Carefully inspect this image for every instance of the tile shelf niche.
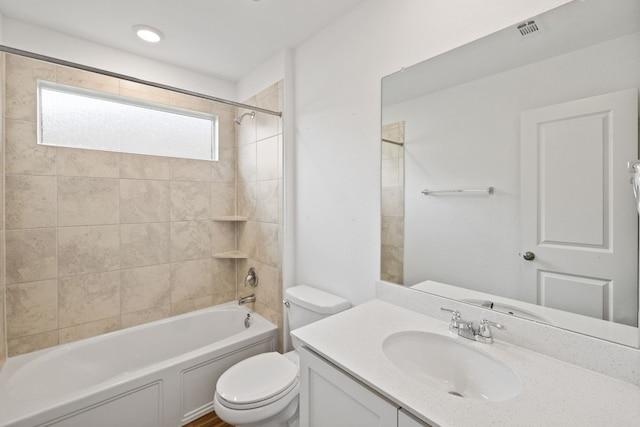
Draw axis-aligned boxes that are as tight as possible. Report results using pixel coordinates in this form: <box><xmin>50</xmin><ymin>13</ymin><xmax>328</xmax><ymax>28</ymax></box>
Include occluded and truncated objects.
<box><xmin>212</xmin><ymin>217</ymin><xmax>248</xmax><ymax>259</ymax></box>
<box><xmin>213</xmin><ymin>250</ymin><xmax>248</xmax><ymax>259</ymax></box>
<box><xmin>212</xmin><ymin>216</ymin><xmax>248</xmax><ymax>221</ymax></box>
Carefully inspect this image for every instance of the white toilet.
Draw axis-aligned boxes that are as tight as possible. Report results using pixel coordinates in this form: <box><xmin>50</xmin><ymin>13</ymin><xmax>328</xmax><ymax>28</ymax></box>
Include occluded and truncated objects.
<box><xmin>213</xmin><ymin>285</ymin><xmax>350</xmax><ymax>427</ymax></box>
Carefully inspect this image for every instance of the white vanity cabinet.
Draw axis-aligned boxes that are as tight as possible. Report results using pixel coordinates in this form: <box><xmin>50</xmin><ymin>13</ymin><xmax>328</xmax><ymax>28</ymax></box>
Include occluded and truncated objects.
<box><xmin>299</xmin><ymin>347</ymin><xmax>432</xmax><ymax>427</ymax></box>
<box><xmin>398</xmin><ymin>409</ymin><xmax>431</xmax><ymax>427</ymax></box>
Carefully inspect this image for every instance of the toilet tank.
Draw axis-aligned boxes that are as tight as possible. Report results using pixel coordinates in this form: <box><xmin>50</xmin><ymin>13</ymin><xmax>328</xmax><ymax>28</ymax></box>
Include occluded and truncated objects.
<box><xmin>284</xmin><ymin>285</ymin><xmax>350</xmax><ymax>332</ymax></box>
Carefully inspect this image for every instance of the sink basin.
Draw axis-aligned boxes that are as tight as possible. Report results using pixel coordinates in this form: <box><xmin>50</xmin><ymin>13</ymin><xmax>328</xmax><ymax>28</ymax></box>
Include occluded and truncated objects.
<box><xmin>382</xmin><ymin>331</ymin><xmax>521</xmax><ymax>401</ymax></box>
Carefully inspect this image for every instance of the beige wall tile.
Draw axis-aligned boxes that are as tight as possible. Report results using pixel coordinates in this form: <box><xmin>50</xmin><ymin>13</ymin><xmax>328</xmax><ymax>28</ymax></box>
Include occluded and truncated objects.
<box><xmin>170</xmin><ymin>221</ymin><xmax>211</xmax><ymax>262</ymax></box>
<box><xmin>169</xmin><ymin>94</ymin><xmax>212</xmax><ymax>114</ymax></box>
<box><xmin>8</xmin><ymin>331</ymin><xmax>58</xmax><ymax>356</ymax></box>
<box><xmin>5</xmin><ymin>175</ymin><xmax>57</xmax><ymax>229</ymax></box>
<box><xmin>6</xmin><ymin>280</ymin><xmax>58</xmax><ymax>339</ymax></box>
<box><xmin>170</xmin><ymin>258</ymin><xmax>213</xmax><ymax>302</ymax></box>
<box><xmin>236</xmin><ymin>182</ymin><xmax>256</xmax><ymax>220</ymax></box>
<box><xmin>170</xmin><ymin>158</ymin><xmax>211</xmax><ymax>182</ymax></box>
<box><xmin>381</xmin><ymin>217</ymin><xmax>404</xmax><ymax>248</ymax></box>
<box><xmin>257</xmin><ymin>136</ymin><xmax>279</xmax><ymax>181</ymax></box>
<box><xmin>58</xmin><ymin>225</ymin><xmax>120</xmax><ymax>277</ymax></box>
<box><xmin>277</xmin><ymin>134</ymin><xmax>284</xmax><ymax>180</ymax></box>
<box><xmin>121</xmin><ymin>305</ymin><xmax>171</xmax><ymax>329</ymax></box>
<box><xmin>5</xmin><ymin>228</ymin><xmax>57</xmax><ymax>285</ymax></box>
<box><xmin>120</xmin><ymin>264</ymin><xmax>171</xmax><ymax>313</ymax></box>
<box><xmin>120</xmin><ymin>153</ymin><xmax>171</xmax><ymax>180</ymax></box>
<box><xmin>212</xmin><ymin>258</ymin><xmax>236</xmax><ymax>297</ymax></box>
<box><xmin>5</xmin><ymin>55</ymin><xmax>56</xmax><ymax>121</ymax></box>
<box><xmin>381</xmin><ymin>157</ymin><xmax>401</xmax><ymax>188</ymax></box>
<box><xmin>57</xmin><ymin>148</ymin><xmax>119</xmax><ymax>177</ymax></box>
<box><xmin>120</xmin><ymin>179</ymin><xmax>170</xmax><ymax>223</ymax></box>
<box><xmin>211</xmin><ymin>100</ymin><xmax>234</xmax><ymax>115</ymax></box>
<box><xmin>0</xmin><ymin>56</ymin><xmax>286</xmax><ymax>358</ymax></box>
<box><xmin>381</xmin><ymin>139</ymin><xmax>402</xmax><ymax>160</ymax></box>
<box><xmin>55</xmin><ymin>65</ymin><xmax>120</xmax><ymax>94</ymax></box>
<box><xmin>236</xmin><ymin>106</ymin><xmax>257</xmax><ymax>146</ymax></box>
<box><xmin>237</xmin><ymin>142</ymin><xmax>257</xmax><ymax>183</ymax></box>
<box><xmin>381</xmin><ymin>187</ymin><xmax>404</xmax><ymax>217</ymax></box>
<box><xmin>5</xmin><ymin>119</ymin><xmax>57</xmax><ymax>175</ymax></box>
<box><xmin>59</xmin><ymin>271</ymin><xmax>120</xmax><ymax>328</ymax></box>
<box><xmin>211</xmin><ymin>182</ymin><xmax>236</xmax><ymax>218</ymax></box>
<box><xmin>120</xmin><ymin>223</ymin><xmax>170</xmax><ymax>269</ymax></box>
<box><xmin>170</xmin><ymin>181</ymin><xmax>211</xmax><ymax>221</ymax></box>
<box><xmin>58</xmin><ymin>176</ymin><xmax>119</xmax><ymax>226</ymax></box>
<box><xmin>119</xmin><ymin>80</ymin><xmax>171</xmax><ymax>104</ymax></box>
<box><xmin>212</xmin><ymin>146</ymin><xmax>235</xmax><ymax>183</ymax></box>
<box><xmin>2</xmin><ymin>57</ymin><xmax>283</xmax><ymax>357</ymax></box>
<box><xmin>59</xmin><ymin>317</ymin><xmax>121</xmax><ymax>344</ymax></box>
<box><xmin>237</xmin><ymin>221</ymin><xmax>258</xmax><ymax>260</ymax></box>
<box><xmin>218</xmin><ymin>119</ymin><xmax>236</xmax><ymax>152</ymax></box>
<box><xmin>381</xmin><ymin>245</ymin><xmax>404</xmax><ymax>284</ymax></box>
<box><xmin>211</xmin><ymin>221</ymin><xmax>236</xmax><ymax>255</ymax></box>
<box><xmin>256</xmin><ymin>222</ymin><xmax>281</xmax><ymax>268</ymax></box>
<box><xmin>256</xmin><ymin>91</ymin><xmax>279</xmax><ymax>142</ymax></box>
<box><xmin>171</xmin><ymin>295</ymin><xmax>214</xmax><ymax>316</ymax></box>
<box><xmin>256</xmin><ymin>180</ymin><xmax>279</xmax><ymax>224</ymax></box>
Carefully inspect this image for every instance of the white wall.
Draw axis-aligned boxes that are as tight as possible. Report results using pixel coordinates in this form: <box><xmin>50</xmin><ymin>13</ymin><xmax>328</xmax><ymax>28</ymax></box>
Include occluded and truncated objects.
<box><xmin>236</xmin><ymin>49</ymin><xmax>287</xmax><ymax>103</ymax></box>
<box><xmin>1</xmin><ymin>17</ymin><xmax>235</xmax><ymax>100</ymax></box>
<box><xmin>292</xmin><ymin>0</ymin><xmax>572</xmax><ymax>305</ymax></box>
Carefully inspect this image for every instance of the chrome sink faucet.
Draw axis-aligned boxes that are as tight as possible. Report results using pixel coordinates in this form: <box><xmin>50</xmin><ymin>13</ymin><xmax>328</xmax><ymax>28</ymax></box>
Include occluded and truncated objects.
<box><xmin>440</xmin><ymin>308</ymin><xmax>506</xmax><ymax>344</ymax></box>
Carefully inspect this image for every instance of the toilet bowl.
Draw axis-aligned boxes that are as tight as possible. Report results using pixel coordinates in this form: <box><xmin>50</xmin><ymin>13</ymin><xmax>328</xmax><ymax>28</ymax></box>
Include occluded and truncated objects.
<box><xmin>213</xmin><ymin>285</ymin><xmax>350</xmax><ymax>427</ymax></box>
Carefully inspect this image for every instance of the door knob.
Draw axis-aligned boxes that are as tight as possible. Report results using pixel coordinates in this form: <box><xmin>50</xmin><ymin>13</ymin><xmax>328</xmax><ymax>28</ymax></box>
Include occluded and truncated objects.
<box><xmin>523</xmin><ymin>251</ymin><xmax>535</xmax><ymax>261</ymax></box>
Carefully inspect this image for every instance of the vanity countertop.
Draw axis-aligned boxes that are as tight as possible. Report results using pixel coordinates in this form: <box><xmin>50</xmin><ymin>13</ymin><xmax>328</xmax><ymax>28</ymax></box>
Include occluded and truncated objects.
<box><xmin>291</xmin><ymin>299</ymin><xmax>640</xmax><ymax>426</ymax></box>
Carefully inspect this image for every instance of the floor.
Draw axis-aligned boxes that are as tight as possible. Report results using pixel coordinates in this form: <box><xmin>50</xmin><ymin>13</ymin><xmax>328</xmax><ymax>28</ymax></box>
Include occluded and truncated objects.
<box><xmin>183</xmin><ymin>411</ymin><xmax>233</xmax><ymax>427</ymax></box>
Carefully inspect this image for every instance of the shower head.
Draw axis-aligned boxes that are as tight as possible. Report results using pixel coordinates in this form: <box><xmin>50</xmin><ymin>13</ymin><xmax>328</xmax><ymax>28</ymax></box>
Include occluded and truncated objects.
<box><xmin>234</xmin><ymin>111</ymin><xmax>255</xmax><ymax>125</ymax></box>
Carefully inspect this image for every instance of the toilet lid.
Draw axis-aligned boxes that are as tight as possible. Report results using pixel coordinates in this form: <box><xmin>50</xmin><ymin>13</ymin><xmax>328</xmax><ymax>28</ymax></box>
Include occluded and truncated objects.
<box><xmin>217</xmin><ymin>352</ymin><xmax>298</xmax><ymax>406</ymax></box>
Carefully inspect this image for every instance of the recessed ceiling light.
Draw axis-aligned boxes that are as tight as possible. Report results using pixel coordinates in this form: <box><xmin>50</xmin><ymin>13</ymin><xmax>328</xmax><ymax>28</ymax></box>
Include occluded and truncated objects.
<box><xmin>132</xmin><ymin>25</ymin><xmax>164</xmax><ymax>43</ymax></box>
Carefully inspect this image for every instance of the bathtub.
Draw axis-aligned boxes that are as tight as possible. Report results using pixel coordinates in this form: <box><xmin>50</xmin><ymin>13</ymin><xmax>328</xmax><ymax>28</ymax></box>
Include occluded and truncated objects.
<box><xmin>0</xmin><ymin>302</ymin><xmax>278</xmax><ymax>427</ymax></box>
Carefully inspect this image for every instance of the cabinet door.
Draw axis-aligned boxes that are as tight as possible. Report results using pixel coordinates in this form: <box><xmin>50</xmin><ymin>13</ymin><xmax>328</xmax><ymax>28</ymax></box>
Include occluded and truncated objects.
<box><xmin>398</xmin><ymin>409</ymin><xmax>433</xmax><ymax>427</ymax></box>
<box><xmin>299</xmin><ymin>347</ymin><xmax>398</xmax><ymax>427</ymax></box>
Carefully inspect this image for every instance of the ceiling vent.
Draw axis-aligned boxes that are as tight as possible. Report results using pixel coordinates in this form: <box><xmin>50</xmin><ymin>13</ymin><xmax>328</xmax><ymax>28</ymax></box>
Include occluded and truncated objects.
<box><xmin>517</xmin><ymin>20</ymin><xmax>541</xmax><ymax>38</ymax></box>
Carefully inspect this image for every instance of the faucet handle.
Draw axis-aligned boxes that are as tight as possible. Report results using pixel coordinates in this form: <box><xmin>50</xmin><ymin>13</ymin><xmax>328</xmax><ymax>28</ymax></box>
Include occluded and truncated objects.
<box><xmin>476</xmin><ymin>319</ymin><xmax>506</xmax><ymax>344</ymax></box>
<box><xmin>440</xmin><ymin>307</ymin><xmax>461</xmax><ymax>319</ymax></box>
<box><xmin>440</xmin><ymin>307</ymin><xmax>462</xmax><ymax>332</ymax></box>
<box><xmin>481</xmin><ymin>319</ymin><xmax>506</xmax><ymax>331</ymax></box>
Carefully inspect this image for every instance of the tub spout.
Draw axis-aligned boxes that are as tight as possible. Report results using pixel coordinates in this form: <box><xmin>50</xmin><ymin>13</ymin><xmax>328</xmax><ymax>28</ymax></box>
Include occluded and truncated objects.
<box><xmin>238</xmin><ymin>294</ymin><xmax>256</xmax><ymax>305</ymax></box>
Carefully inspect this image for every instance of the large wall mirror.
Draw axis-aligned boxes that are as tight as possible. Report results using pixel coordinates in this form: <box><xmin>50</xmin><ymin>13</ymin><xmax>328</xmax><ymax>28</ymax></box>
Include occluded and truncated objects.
<box><xmin>381</xmin><ymin>0</ymin><xmax>640</xmax><ymax>347</ymax></box>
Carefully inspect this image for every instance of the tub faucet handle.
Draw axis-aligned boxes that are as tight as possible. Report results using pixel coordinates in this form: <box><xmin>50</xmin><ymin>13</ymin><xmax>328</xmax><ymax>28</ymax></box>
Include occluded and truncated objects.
<box><xmin>245</xmin><ymin>267</ymin><xmax>258</xmax><ymax>287</ymax></box>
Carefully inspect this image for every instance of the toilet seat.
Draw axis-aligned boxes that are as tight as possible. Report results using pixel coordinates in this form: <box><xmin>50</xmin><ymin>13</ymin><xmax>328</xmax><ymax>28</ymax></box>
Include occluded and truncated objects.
<box><xmin>216</xmin><ymin>352</ymin><xmax>299</xmax><ymax>410</ymax></box>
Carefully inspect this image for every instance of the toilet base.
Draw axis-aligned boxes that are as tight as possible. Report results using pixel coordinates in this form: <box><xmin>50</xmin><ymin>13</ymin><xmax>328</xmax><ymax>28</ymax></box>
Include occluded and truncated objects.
<box><xmin>236</xmin><ymin>399</ymin><xmax>298</xmax><ymax>427</ymax></box>
<box><xmin>214</xmin><ymin>393</ymin><xmax>299</xmax><ymax>427</ymax></box>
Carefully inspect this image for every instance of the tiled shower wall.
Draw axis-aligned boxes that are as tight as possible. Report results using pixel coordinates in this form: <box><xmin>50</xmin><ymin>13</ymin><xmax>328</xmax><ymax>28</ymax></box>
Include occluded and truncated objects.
<box><xmin>1</xmin><ymin>53</ymin><xmax>6</xmax><ymax>367</ymax></box>
<box><xmin>1</xmin><ymin>53</ymin><xmax>245</xmax><ymax>356</ymax></box>
<box><xmin>381</xmin><ymin>121</ymin><xmax>404</xmax><ymax>284</ymax></box>
<box><xmin>235</xmin><ymin>82</ymin><xmax>284</xmax><ymax>347</ymax></box>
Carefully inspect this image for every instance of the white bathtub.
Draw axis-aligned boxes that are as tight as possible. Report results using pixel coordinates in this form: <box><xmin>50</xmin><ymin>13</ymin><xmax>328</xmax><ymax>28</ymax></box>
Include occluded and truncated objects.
<box><xmin>0</xmin><ymin>302</ymin><xmax>278</xmax><ymax>427</ymax></box>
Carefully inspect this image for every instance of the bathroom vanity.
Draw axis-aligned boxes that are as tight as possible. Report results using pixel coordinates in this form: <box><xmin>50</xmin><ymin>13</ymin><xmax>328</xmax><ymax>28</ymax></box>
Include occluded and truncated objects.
<box><xmin>299</xmin><ymin>346</ymin><xmax>428</xmax><ymax>426</ymax></box>
<box><xmin>292</xmin><ymin>299</ymin><xmax>640</xmax><ymax>427</ymax></box>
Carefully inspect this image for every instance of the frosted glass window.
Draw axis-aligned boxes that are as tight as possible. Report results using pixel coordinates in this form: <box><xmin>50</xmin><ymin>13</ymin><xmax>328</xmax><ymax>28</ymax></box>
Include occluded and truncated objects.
<box><xmin>37</xmin><ymin>81</ymin><xmax>218</xmax><ymax>161</ymax></box>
